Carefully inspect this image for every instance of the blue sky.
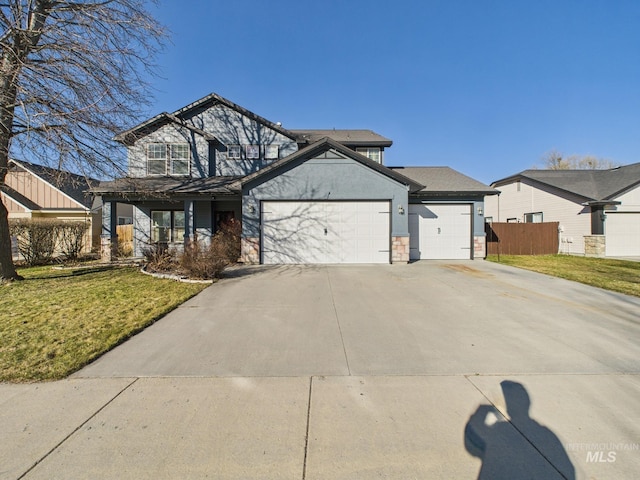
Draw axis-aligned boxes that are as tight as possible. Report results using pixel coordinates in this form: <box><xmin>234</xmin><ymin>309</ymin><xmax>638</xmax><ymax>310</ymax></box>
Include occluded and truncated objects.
<box><xmin>147</xmin><ymin>0</ymin><xmax>640</xmax><ymax>184</ymax></box>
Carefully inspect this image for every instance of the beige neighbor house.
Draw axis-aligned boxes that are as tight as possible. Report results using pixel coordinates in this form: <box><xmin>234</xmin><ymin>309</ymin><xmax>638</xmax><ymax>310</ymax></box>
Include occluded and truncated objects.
<box><xmin>1</xmin><ymin>159</ymin><xmax>100</xmax><ymax>256</ymax></box>
<box><xmin>485</xmin><ymin>163</ymin><xmax>640</xmax><ymax>257</ymax></box>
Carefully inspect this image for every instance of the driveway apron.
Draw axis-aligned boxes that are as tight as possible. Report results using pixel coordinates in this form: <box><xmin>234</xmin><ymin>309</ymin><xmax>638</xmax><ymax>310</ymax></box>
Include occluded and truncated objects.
<box><xmin>2</xmin><ymin>261</ymin><xmax>638</xmax><ymax>479</ymax></box>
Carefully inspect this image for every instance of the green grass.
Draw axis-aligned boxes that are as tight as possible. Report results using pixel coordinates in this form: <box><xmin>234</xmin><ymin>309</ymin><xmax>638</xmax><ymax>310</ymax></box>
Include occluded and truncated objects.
<box><xmin>486</xmin><ymin>255</ymin><xmax>640</xmax><ymax>297</ymax></box>
<box><xmin>0</xmin><ymin>265</ymin><xmax>208</xmax><ymax>382</ymax></box>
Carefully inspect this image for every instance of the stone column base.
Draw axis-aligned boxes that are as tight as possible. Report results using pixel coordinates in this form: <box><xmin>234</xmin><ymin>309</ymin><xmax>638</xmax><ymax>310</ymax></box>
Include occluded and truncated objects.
<box><xmin>100</xmin><ymin>234</ymin><xmax>117</xmax><ymax>262</ymax></box>
<box><xmin>473</xmin><ymin>235</ymin><xmax>486</xmax><ymax>259</ymax></box>
<box><xmin>241</xmin><ymin>237</ymin><xmax>260</xmax><ymax>264</ymax></box>
<box><xmin>391</xmin><ymin>235</ymin><xmax>410</xmax><ymax>263</ymax></box>
<box><xmin>584</xmin><ymin>235</ymin><xmax>605</xmax><ymax>257</ymax></box>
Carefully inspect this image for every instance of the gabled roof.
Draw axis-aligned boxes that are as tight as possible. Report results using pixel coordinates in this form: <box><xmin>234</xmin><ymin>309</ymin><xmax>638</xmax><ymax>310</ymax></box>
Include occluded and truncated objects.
<box><xmin>238</xmin><ymin>137</ymin><xmax>423</xmax><ymax>192</ymax></box>
<box><xmin>491</xmin><ymin>162</ymin><xmax>640</xmax><ymax>202</ymax></box>
<box><xmin>8</xmin><ymin>159</ymin><xmax>98</xmax><ymax>209</ymax></box>
<box><xmin>390</xmin><ymin>166</ymin><xmax>498</xmax><ymax>196</ymax></box>
<box><xmin>290</xmin><ymin>129</ymin><xmax>392</xmax><ymax>148</ymax></box>
<box><xmin>114</xmin><ymin>92</ymin><xmax>297</xmax><ymax>146</ymax></box>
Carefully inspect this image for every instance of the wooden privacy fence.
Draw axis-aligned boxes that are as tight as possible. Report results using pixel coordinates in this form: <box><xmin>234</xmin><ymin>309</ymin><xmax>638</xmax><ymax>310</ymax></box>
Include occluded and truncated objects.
<box><xmin>116</xmin><ymin>224</ymin><xmax>133</xmax><ymax>256</ymax></box>
<box><xmin>485</xmin><ymin>222</ymin><xmax>559</xmax><ymax>255</ymax></box>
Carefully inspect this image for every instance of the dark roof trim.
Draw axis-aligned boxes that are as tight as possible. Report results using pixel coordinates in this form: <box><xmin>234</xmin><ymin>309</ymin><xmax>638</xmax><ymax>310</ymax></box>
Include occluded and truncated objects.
<box><xmin>410</xmin><ymin>190</ymin><xmax>498</xmax><ymax>197</ymax></box>
<box><xmin>491</xmin><ymin>173</ymin><xmax>594</xmax><ymax>201</ymax></box>
<box><xmin>291</xmin><ymin>129</ymin><xmax>393</xmax><ymax>148</ymax></box>
<box><xmin>238</xmin><ymin>137</ymin><xmax>424</xmax><ymax>192</ymax></box>
<box><xmin>114</xmin><ymin>92</ymin><xmax>297</xmax><ymax>145</ymax></box>
<box><xmin>0</xmin><ymin>184</ymin><xmax>39</xmax><ymax>210</ymax></box>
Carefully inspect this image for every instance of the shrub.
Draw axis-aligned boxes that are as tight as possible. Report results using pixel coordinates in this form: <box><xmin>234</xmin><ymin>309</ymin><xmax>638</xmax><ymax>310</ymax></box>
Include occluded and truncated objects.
<box><xmin>9</xmin><ymin>219</ymin><xmax>61</xmax><ymax>266</ymax></box>
<box><xmin>142</xmin><ymin>243</ymin><xmax>177</xmax><ymax>273</ymax></box>
<box><xmin>180</xmin><ymin>240</ymin><xmax>227</xmax><ymax>280</ymax></box>
<box><xmin>179</xmin><ymin>221</ymin><xmax>242</xmax><ymax>280</ymax></box>
<box><xmin>58</xmin><ymin>221</ymin><xmax>90</xmax><ymax>260</ymax></box>
<box><xmin>215</xmin><ymin>219</ymin><xmax>241</xmax><ymax>263</ymax></box>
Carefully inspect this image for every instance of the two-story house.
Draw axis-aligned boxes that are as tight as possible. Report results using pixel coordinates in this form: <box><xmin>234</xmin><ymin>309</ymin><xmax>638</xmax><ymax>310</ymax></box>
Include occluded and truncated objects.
<box><xmin>96</xmin><ymin>92</ymin><xmax>496</xmax><ymax>264</ymax></box>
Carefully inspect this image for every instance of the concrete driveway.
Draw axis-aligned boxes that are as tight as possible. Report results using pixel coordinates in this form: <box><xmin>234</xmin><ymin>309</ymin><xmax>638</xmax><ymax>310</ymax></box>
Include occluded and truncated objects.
<box><xmin>2</xmin><ymin>260</ymin><xmax>639</xmax><ymax>479</ymax></box>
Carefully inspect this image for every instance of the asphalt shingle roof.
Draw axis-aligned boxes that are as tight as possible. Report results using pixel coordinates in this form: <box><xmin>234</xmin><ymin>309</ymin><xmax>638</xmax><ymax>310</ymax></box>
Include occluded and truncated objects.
<box><xmin>94</xmin><ymin>176</ymin><xmax>242</xmax><ymax>197</ymax></box>
<box><xmin>290</xmin><ymin>129</ymin><xmax>393</xmax><ymax>147</ymax></box>
<box><xmin>492</xmin><ymin>162</ymin><xmax>640</xmax><ymax>201</ymax></box>
<box><xmin>389</xmin><ymin>166</ymin><xmax>498</xmax><ymax>195</ymax></box>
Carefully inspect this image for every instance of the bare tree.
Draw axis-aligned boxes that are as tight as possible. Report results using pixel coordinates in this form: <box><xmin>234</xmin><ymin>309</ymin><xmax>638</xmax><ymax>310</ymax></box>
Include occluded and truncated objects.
<box><xmin>0</xmin><ymin>0</ymin><xmax>166</xmax><ymax>281</ymax></box>
<box><xmin>538</xmin><ymin>150</ymin><xmax>620</xmax><ymax>170</ymax></box>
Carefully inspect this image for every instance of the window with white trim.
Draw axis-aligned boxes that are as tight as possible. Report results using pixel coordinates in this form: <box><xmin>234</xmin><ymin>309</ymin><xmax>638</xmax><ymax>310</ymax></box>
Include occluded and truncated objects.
<box><xmin>356</xmin><ymin>147</ymin><xmax>381</xmax><ymax>163</ymax></box>
<box><xmin>147</xmin><ymin>143</ymin><xmax>167</xmax><ymax>175</ymax></box>
<box><xmin>151</xmin><ymin>210</ymin><xmax>185</xmax><ymax>243</ymax></box>
<box><xmin>147</xmin><ymin>143</ymin><xmax>190</xmax><ymax>176</ymax></box>
<box><xmin>264</xmin><ymin>144</ymin><xmax>279</xmax><ymax>159</ymax></box>
<box><xmin>170</xmin><ymin>144</ymin><xmax>190</xmax><ymax>175</ymax></box>
<box><xmin>524</xmin><ymin>212</ymin><xmax>543</xmax><ymax>223</ymax></box>
<box><xmin>227</xmin><ymin>145</ymin><xmax>241</xmax><ymax>159</ymax></box>
<box><xmin>245</xmin><ymin>145</ymin><xmax>260</xmax><ymax>159</ymax></box>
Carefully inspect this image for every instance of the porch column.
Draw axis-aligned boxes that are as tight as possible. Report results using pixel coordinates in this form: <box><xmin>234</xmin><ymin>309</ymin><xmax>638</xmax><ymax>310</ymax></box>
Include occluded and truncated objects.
<box><xmin>184</xmin><ymin>199</ymin><xmax>195</xmax><ymax>245</ymax></box>
<box><xmin>100</xmin><ymin>200</ymin><xmax>118</xmax><ymax>262</ymax></box>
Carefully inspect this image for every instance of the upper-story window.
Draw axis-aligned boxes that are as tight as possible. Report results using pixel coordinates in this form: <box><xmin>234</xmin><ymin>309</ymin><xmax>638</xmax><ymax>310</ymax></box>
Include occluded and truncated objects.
<box><xmin>356</xmin><ymin>147</ymin><xmax>381</xmax><ymax>163</ymax></box>
<box><xmin>147</xmin><ymin>143</ymin><xmax>190</xmax><ymax>176</ymax></box>
<box><xmin>264</xmin><ymin>145</ymin><xmax>279</xmax><ymax>160</ymax></box>
<box><xmin>227</xmin><ymin>145</ymin><xmax>242</xmax><ymax>159</ymax></box>
<box><xmin>245</xmin><ymin>145</ymin><xmax>260</xmax><ymax>159</ymax></box>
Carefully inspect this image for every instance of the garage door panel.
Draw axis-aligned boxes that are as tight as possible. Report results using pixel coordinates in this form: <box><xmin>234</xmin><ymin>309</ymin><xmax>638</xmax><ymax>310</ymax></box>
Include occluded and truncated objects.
<box><xmin>262</xmin><ymin>201</ymin><xmax>390</xmax><ymax>264</ymax></box>
<box><xmin>606</xmin><ymin>212</ymin><xmax>640</xmax><ymax>257</ymax></box>
<box><xmin>408</xmin><ymin>204</ymin><xmax>472</xmax><ymax>260</ymax></box>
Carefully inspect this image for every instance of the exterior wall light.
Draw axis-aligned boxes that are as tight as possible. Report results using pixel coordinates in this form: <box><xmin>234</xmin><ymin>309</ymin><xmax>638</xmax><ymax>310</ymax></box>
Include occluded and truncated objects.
<box><xmin>477</xmin><ymin>206</ymin><xmax>483</xmax><ymax>216</ymax></box>
<box><xmin>398</xmin><ymin>204</ymin><xmax>405</xmax><ymax>215</ymax></box>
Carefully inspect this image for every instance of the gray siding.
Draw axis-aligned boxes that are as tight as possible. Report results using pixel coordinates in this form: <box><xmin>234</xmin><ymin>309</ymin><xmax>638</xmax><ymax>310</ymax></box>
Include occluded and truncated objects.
<box><xmin>128</xmin><ymin>103</ymin><xmax>297</xmax><ymax>178</ymax></box>
<box><xmin>242</xmin><ymin>151</ymin><xmax>409</xmax><ymax>238</ymax></box>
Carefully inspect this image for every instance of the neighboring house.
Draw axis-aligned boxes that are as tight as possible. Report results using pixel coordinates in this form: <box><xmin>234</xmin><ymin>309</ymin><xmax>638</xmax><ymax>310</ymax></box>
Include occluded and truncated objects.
<box><xmin>96</xmin><ymin>92</ymin><xmax>497</xmax><ymax>264</ymax></box>
<box><xmin>485</xmin><ymin>164</ymin><xmax>640</xmax><ymax>257</ymax></box>
<box><xmin>1</xmin><ymin>159</ymin><xmax>100</xmax><ymax>253</ymax></box>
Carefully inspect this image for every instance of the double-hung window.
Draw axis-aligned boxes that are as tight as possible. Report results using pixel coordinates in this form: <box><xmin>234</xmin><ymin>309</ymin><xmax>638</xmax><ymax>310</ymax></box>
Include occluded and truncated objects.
<box><xmin>151</xmin><ymin>210</ymin><xmax>185</xmax><ymax>243</ymax></box>
<box><xmin>356</xmin><ymin>147</ymin><xmax>381</xmax><ymax>163</ymax></box>
<box><xmin>147</xmin><ymin>144</ymin><xmax>167</xmax><ymax>175</ymax></box>
<box><xmin>170</xmin><ymin>144</ymin><xmax>190</xmax><ymax>175</ymax></box>
<box><xmin>147</xmin><ymin>143</ymin><xmax>190</xmax><ymax>175</ymax></box>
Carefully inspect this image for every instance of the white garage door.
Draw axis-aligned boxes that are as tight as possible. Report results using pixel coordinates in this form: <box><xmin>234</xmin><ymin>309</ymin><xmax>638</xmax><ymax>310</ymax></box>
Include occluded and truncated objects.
<box><xmin>606</xmin><ymin>212</ymin><xmax>640</xmax><ymax>257</ymax></box>
<box><xmin>409</xmin><ymin>204</ymin><xmax>472</xmax><ymax>260</ymax></box>
<box><xmin>262</xmin><ymin>201</ymin><xmax>390</xmax><ymax>264</ymax></box>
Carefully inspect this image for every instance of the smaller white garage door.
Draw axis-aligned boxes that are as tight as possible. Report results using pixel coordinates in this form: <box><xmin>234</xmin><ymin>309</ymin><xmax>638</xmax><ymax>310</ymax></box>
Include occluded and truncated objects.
<box><xmin>606</xmin><ymin>212</ymin><xmax>640</xmax><ymax>257</ymax></box>
<box><xmin>262</xmin><ymin>201</ymin><xmax>390</xmax><ymax>264</ymax></box>
<box><xmin>409</xmin><ymin>204</ymin><xmax>472</xmax><ymax>260</ymax></box>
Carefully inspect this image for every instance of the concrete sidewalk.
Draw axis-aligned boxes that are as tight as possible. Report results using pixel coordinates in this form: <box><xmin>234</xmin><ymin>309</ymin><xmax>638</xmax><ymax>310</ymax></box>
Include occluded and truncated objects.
<box><xmin>2</xmin><ymin>261</ymin><xmax>639</xmax><ymax>479</ymax></box>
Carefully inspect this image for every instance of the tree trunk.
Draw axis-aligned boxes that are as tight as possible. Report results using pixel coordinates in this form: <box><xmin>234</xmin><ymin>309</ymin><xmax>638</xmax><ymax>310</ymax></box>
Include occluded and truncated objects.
<box><xmin>0</xmin><ymin>199</ymin><xmax>20</xmax><ymax>281</ymax></box>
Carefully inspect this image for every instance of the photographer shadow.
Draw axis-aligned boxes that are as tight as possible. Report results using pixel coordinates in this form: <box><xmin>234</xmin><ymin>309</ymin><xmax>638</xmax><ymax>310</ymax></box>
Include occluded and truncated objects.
<box><xmin>464</xmin><ymin>380</ymin><xmax>575</xmax><ymax>480</ymax></box>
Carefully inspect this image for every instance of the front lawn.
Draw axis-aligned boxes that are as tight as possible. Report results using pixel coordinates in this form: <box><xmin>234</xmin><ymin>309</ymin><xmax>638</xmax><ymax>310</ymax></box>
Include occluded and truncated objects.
<box><xmin>486</xmin><ymin>255</ymin><xmax>640</xmax><ymax>297</ymax></box>
<box><xmin>0</xmin><ymin>265</ymin><xmax>208</xmax><ymax>382</ymax></box>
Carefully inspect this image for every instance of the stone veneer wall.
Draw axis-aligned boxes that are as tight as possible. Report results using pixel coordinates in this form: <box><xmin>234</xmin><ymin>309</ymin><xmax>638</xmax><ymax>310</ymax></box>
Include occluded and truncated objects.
<box><xmin>584</xmin><ymin>235</ymin><xmax>606</xmax><ymax>257</ymax></box>
<box><xmin>100</xmin><ymin>235</ymin><xmax>115</xmax><ymax>262</ymax></box>
<box><xmin>241</xmin><ymin>237</ymin><xmax>260</xmax><ymax>264</ymax></box>
<box><xmin>473</xmin><ymin>235</ymin><xmax>486</xmax><ymax>259</ymax></box>
<box><xmin>391</xmin><ymin>236</ymin><xmax>410</xmax><ymax>263</ymax></box>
